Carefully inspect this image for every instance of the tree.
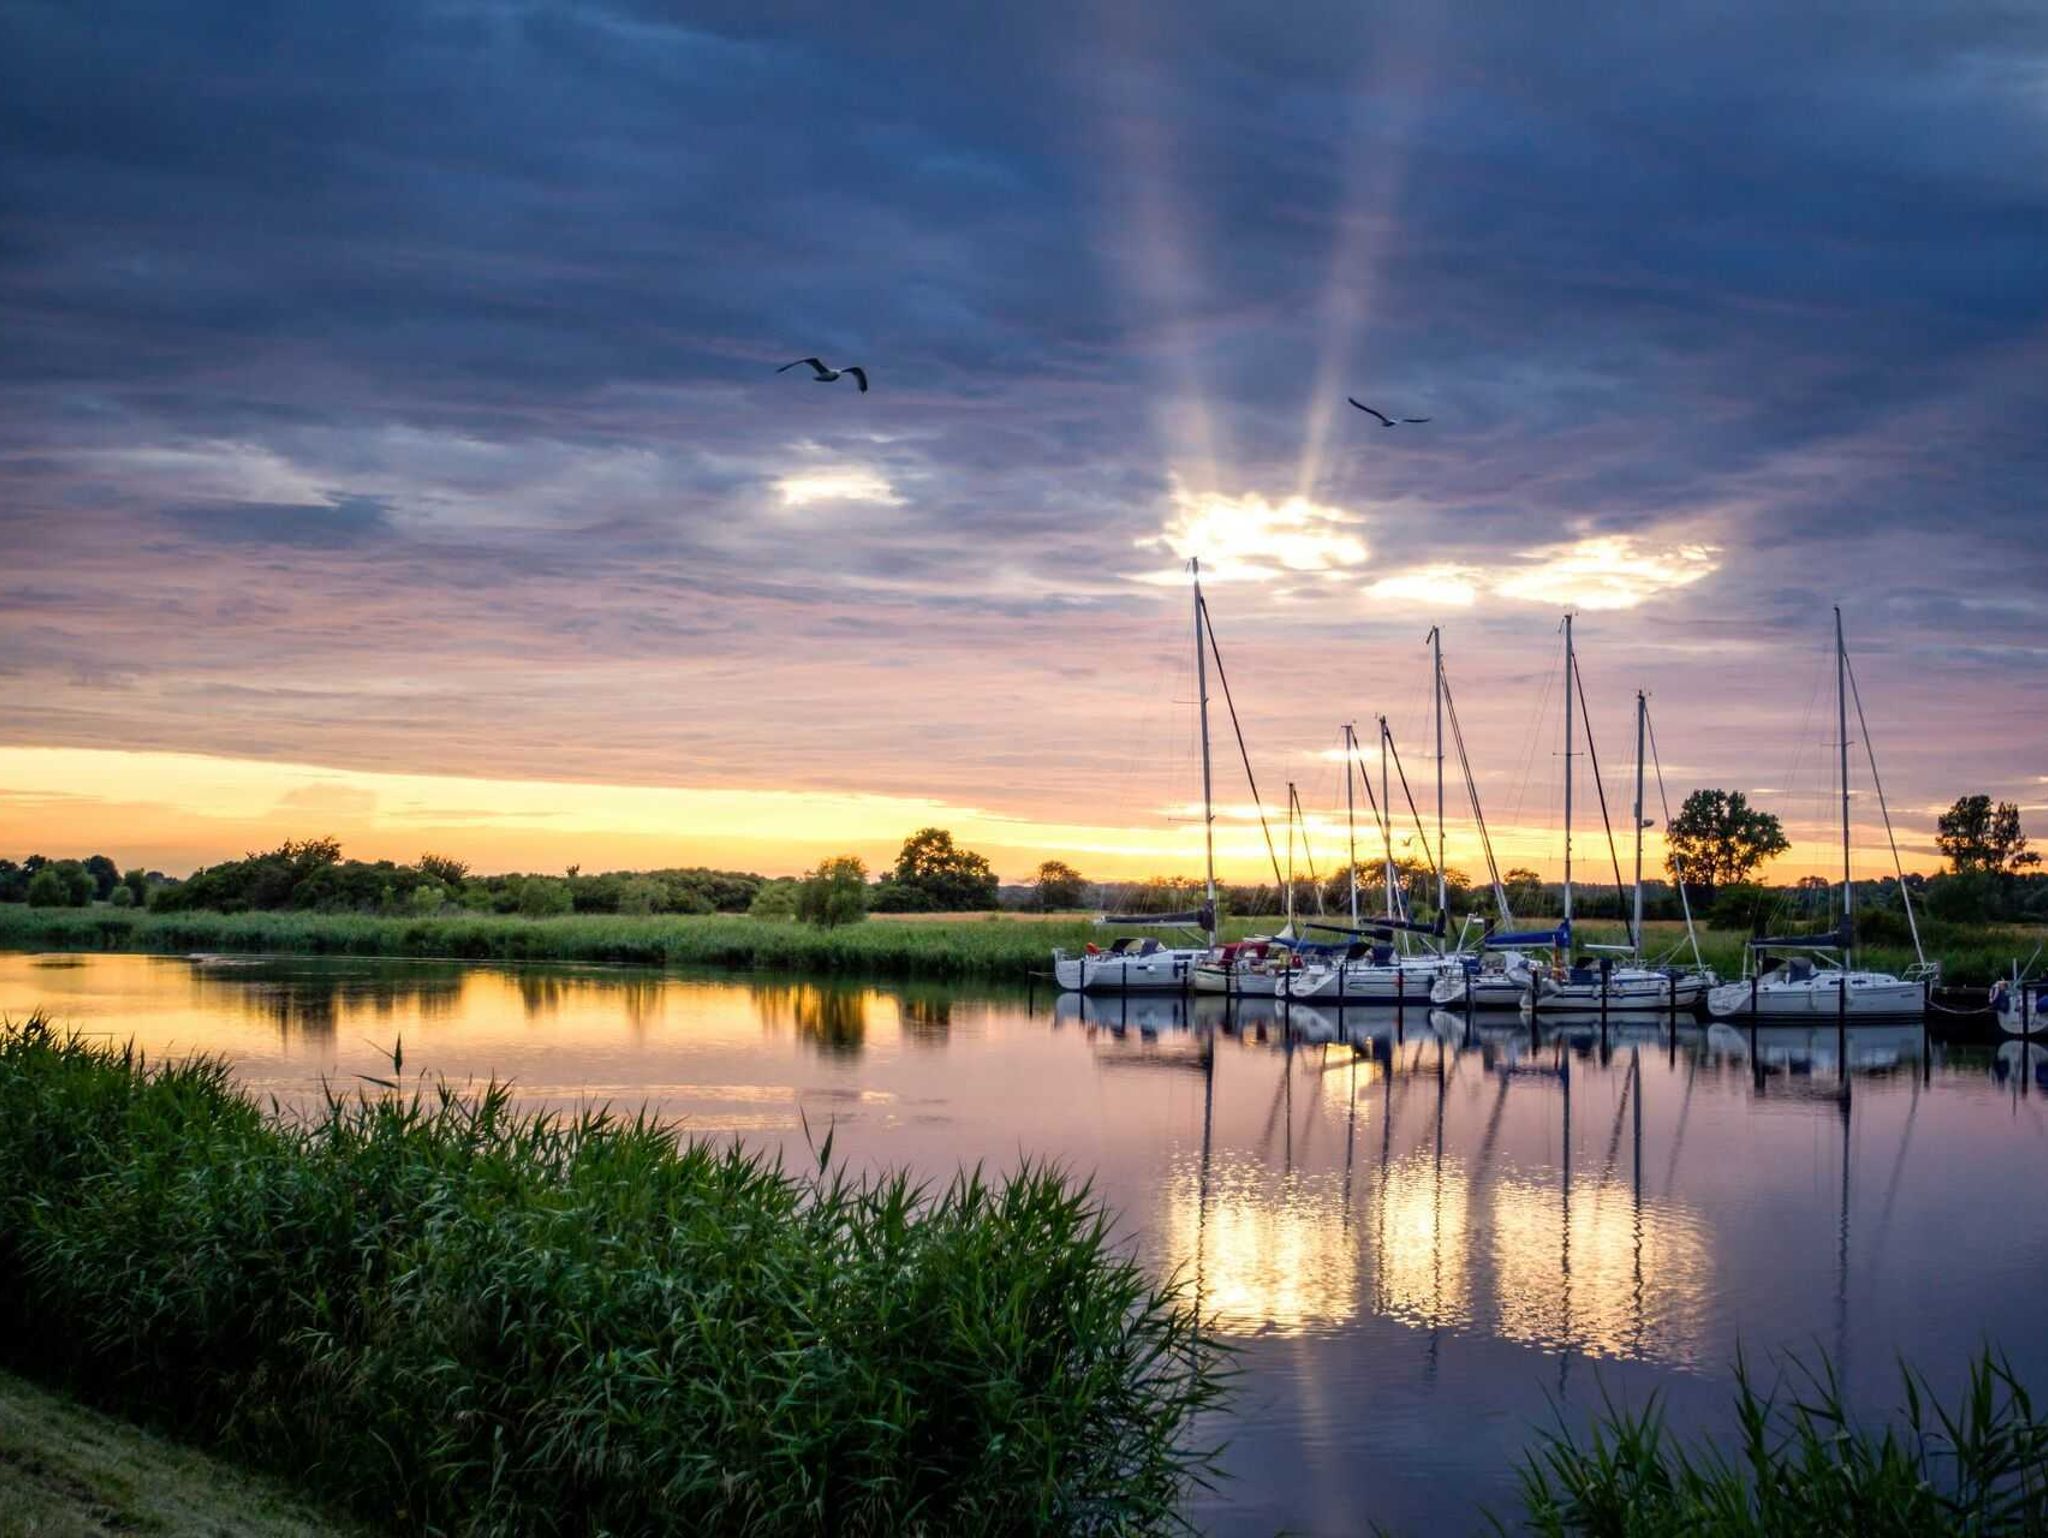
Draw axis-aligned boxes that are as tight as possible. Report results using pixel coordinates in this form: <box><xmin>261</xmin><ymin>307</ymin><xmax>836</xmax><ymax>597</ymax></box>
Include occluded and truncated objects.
<box><xmin>122</xmin><ymin>867</ymin><xmax>148</xmax><ymax>905</ymax></box>
<box><xmin>82</xmin><ymin>854</ymin><xmax>120</xmax><ymax>901</ymax></box>
<box><xmin>1032</xmin><ymin>860</ymin><xmax>1087</xmax><ymax>911</ymax></box>
<box><xmin>1664</xmin><ymin>790</ymin><xmax>1788</xmax><ymax>893</ymax></box>
<box><xmin>25</xmin><ymin>869</ymin><xmax>67</xmax><ymax>907</ymax></box>
<box><xmin>417</xmin><ymin>852</ymin><xmax>471</xmax><ymax>887</ymax></box>
<box><xmin>796</xmin><ymin>856</ymin><xmax>868</xmax><ymax>928</ymax></box>
<box><xmin>1503</xmin><ymin>867</ymin><xmax>1552</xmax><ymax>916</ymax></box>
<box><xmin>1935</xmin><ymin>795</ymin><xmax>2038</xmax><ymax>876</ymax></box>
<box><xmin>887</xmin><ymin>828</ymin><xmax>998</xmax><ymax>912</ymax></box>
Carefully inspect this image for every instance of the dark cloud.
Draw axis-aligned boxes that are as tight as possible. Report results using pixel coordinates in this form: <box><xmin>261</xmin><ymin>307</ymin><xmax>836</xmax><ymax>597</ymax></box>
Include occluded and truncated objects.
<box><xmin>162</xmin><ymin>493</ymin><xmax>396</xmax><ymax>548</ymax></box>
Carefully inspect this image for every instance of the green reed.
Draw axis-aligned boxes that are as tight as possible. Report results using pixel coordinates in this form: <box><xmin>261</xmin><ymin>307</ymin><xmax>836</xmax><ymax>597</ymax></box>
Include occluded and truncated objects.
<box><xmin>0</xmin><ymin>1016</ymin><xmax>1228</xmax><ymax>1534</ymax></box>
<box><xmin>1507</xmin><ymin>1350</ymin><xmax>2048</xmax><ymax>1536</ymax></box>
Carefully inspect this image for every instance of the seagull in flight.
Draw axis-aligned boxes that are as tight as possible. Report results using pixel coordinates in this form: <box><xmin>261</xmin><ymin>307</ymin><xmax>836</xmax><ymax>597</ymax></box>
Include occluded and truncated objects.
<box><xmin>1348</xmin><ymin>399</ymin><xmax>1429</xmax><ymax>426</ymax></box>
<box><xmin>778</xmin><ymin>357</ymin><xmax>869</xmax><ymax>392</ymax></box>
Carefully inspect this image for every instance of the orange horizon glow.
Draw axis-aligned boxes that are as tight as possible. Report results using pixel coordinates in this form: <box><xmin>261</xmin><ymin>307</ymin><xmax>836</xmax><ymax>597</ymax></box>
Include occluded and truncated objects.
<box><xmin>0</xmin><ymin>744</ymin><xmax>1955</xmax><ymax>886</ymax></box>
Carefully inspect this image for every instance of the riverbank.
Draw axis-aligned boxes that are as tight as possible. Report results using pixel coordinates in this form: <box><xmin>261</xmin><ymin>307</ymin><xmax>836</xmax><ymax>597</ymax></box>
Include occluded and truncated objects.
<box><xmin>0</xmin><ymin>1366</ymin><xmax>356</xmax><ymax>1536</ymax></box>
<box><xmin>0</xmin><ymin>906</ymin><xmax>1096</xmax><ymax>979</ymax></box>
<box><xmin>0</xmin><ymin>1017</ymin><xmax>1224</xmax><ymax>1534</ymax></box>
<box><xmin>0</xmin><ymin>904</ymin><xmax>2032</xmax><ymax>985</ymax></box>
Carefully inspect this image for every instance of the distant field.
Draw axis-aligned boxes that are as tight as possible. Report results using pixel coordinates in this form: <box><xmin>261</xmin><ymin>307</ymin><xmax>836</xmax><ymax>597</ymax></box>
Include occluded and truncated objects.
<box><xmin>0</xmin><ymin>904</ymin><xmax>2033</xmax><ymax>985</ymax></box>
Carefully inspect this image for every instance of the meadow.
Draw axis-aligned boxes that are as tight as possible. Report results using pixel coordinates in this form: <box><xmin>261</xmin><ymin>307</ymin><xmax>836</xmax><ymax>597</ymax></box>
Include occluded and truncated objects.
<box><xmin>0</xmin><ymin>903</ymin><xmax>2034</xmax><ymax>987</ymax></box>
<box><xmin>0</xmin><ymin>1017</ymin><xmax>1225</xmax><ymax>1534</ymax></box>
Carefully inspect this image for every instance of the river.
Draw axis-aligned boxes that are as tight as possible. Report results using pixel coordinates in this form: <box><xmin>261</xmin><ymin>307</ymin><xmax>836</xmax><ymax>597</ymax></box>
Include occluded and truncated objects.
<box><xmin>7</xmin><ymin>950</ymin><xmax>2047</xmax><ymax>1534</ymax></box>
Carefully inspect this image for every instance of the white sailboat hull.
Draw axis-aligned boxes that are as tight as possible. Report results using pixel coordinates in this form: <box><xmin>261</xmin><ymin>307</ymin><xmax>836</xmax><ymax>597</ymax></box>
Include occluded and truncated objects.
<box><xmin>1192</xmin><ymin>963</ymin><xmax>1288</xmax><ymax>997</ymax></box>
<box><xmin>1285</xmin><ymin>957</ymin><xmax>1454</xmax><ymax>1003</ymax></box>
<box><xmin>1535</xmin><ymin>968</ymin><xmax>1711</xmax><ymax>1013</ymax></box>
<box><xmin>1052</xmin><ymin>949</ymin><xmax>1205</xmax><ymax>993</ymax></box>
<box><xmin>1706</xmin><ymin>970</ymin><xmax>1926</xmax><ymax>1021</ymax></box>
<box><xmin>1992</xmin><ymin>980</ymin><xmax>2048</xmax><ymax>1035</ymax></box>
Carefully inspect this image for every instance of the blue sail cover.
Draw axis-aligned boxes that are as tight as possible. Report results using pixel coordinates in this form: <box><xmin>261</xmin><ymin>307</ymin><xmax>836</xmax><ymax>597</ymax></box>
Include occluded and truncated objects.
<box><xmin>1749</xmin><ymin>925</ymin><xmax>1850</xmax><ymax>951</ymax></box>
<box><xmin>1101</xmin><ymin>907</ymin><xmax>1214</xmax><ymax>928</ymax></box>
<box><xmin>1484</xmin><ymin>920</ymin><xmax>1571</xmax><ymax>950</ymax></box>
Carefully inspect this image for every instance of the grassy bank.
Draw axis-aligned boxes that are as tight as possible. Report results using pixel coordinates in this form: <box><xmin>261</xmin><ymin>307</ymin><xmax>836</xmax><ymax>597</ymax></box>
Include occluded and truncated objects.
<box><xmin>0</xmin><ymin>1018</ymin><xmax>1225</xmax><ymax>1534</ymax></box>
<box><xmin>0</xmin><ymin>906</ymin><xmax>1106</xmax><ymax>980</ymax></box>
<box><xmin>0</xmin><ymin>905</ymin><xmax>2032</xmax><ymax>986</ymax></box>
<box><xmin>0</xmin><ymin>1367</ymin><xmax>358</xmax><ymax>1536</ymax></box>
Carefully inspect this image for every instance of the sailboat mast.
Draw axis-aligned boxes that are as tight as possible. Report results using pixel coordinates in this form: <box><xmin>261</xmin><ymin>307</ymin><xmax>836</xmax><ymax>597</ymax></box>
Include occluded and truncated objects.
<box><xmin>1194</xmin><ymin>561</ymin><xmax>1217</xmax><ymax>948</ymax></box>
<box><xmin>1632</xmin><ymin>690</ymin><xmax>1647</xmax><ymax>957</ymax></box>
<box><xmin>1562</xmin><ymin>614</ymin><xmax>1575</xmax><ymax>928</ymax></box>
<box><xmin>1344</xmin><ymin>724</ymin><xmax>1359</xmax><ymax>928</ymax></box>
<box><xmin>1431</xmin><ymin>627</ymin><xmax>1447</xmax><ymax>923</ymax></box>
<box><xmin>1836</xmin><ymin>606</ymin><xmax>1853</xmax><ymax>959</ymax></box>
<box><xmin>1286</xmin><ymin>781</ymin><xmax>1298</xmax><ymax>933</ymax></box>
<box><xmin>1379</xmin><ymin>715</ymin><xmax>1395</xmax><ymax>920</ymax></box>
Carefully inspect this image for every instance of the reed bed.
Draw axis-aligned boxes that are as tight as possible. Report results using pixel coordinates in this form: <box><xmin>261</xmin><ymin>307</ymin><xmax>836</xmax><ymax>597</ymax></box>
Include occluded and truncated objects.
<box><xmin>0</xmin><ymin>1017</ymin><xmax>1227</xmax><ymax>1535</ymax></box>
<box><xmin>1509</xmin><ymin>1351</ymin><xmax>2048</xmax><ymax>1535</ymax></box>
<box><xmin>0</xmin><ymin>906</ymin><xmax>2029</xmax><ymax>986</ymax></box>
<box><xmin>0</xmin><ymin>908</ymin><xmax>1103</xmax><ymax>979</ymax></box>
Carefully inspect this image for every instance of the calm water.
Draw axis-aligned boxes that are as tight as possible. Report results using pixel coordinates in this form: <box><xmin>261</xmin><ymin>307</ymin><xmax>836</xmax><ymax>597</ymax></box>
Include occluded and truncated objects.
<box><xmin>10</xmin><ymin>951</ymin><xmax>2048</xmax><ymax>1534</ymax></box>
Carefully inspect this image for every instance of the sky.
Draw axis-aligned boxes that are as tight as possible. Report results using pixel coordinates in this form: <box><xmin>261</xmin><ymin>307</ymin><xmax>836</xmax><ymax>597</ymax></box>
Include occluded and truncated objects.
<box><xmin>2</xmin><ymin>0</ymin><xmax>2045</xmax><ymax>887</ymax></box>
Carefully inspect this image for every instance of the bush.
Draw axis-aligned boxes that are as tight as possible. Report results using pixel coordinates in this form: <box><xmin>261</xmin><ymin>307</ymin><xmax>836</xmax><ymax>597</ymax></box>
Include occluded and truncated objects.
<box><xmin>748</xmin><ymin>880</ymin><xmax>799</xmax><ymax>921</ymax></box>
<box><xmin>516</xmin><ymin>877</ymin><xmax>574</xmax><ymax>918</ymax></box>
<box><xmin>797</xmin><ymin>856</ymin><xmax>869</xmax><ymax>928</ymax></box>
<box><xmin>1706</xmin><ymin>883</ymin><xmax>1770</xmax><ymax>932</ymax></box>
<box><xmin>616</xmin><ymin>876</ymin><xmax>664</xmax><ymax>916</ymax></box>
<box><xmin>108</xmin><ymin>885</ymin><xmax>134</xmax><ymax>909</ymax></box>
<box><xmin>25</xmin><ymin>864</ymin><xmax>91</xmax><ymax>908</ymax></box>
<box><xmin>0</xmin><ymin>1019</ymin><xmax>1226</xmax><ymax>1535</ymax></box>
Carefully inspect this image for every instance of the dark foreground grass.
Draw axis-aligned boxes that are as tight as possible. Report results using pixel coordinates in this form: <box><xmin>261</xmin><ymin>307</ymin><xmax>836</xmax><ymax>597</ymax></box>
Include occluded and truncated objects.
<box><xmin>1510</xmin><ymin>1351</ymin><xmax>2048</xmax><ymax>1536</ymax></box>
<box><xmin>0</xmin><ymin>1017</ymin><xmax>1227</xmax><ymax>1535</ymax></box>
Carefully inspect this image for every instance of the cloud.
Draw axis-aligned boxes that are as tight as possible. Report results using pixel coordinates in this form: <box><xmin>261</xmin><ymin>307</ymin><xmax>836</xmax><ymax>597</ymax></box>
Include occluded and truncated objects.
<box><xmin>1364</xmin><ymin>537</ymin><xmax>1719</xmax><ymax>611</ymax></box>
<box><xmin>0</xmin><ymin>0</ymin><xmax>2043</xmax><ymax>875</ymax></box>
<box><xmin>775</xmin><ymin>469</ymin><xmax>903</xmax><ymax>507</ymax></box>
<box><xmin>163</xmin><ymin>493</ymin><xmax>396</xmax><ymax>548</ymax></box>
<box><xmin>1136</xmin><ymin>484</ymin><xmax>1368</xmax><ymax>583</ymax></box>
<box><xmin>1367</xmin><ymin>564</ymin><xmax>1480</xmax><ymax>607</ymax></box>
<box><xmin>1492</xmin><ymin>536</ymin><xmax>1721</xmax><ymax>611</ymax></box>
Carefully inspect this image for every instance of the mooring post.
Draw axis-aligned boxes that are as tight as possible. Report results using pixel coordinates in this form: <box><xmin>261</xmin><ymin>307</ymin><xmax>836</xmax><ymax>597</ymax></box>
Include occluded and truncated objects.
<box><xmin>1599</xmin><ymin>956</ymin><xmax>1612</xmax><ymax>1037</ymax></box>
<box><xmin>1750</xmin><ymin>970</ymin><xmax>1760</xmax><ymax>1023</ymax></box>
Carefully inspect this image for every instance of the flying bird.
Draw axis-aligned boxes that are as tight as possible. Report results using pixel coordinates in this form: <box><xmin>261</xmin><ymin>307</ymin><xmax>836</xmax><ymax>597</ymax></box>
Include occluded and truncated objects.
<box><xmin>778</xmin><ymin>357</ymin><xmax>869</xmax><ymax>392</ymax></box>
<box><xmin>1348</xmin><ymin>399</ymin><xmax>1428</xmax><ymax>426</ymax></box>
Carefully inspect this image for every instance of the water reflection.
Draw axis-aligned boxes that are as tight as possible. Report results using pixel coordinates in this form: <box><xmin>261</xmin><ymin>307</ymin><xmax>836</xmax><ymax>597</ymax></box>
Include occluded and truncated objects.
<box><xmin>7</xmin><ymin>952</ymin><xmax>2034</xmax><ymax>1538</ymax></box>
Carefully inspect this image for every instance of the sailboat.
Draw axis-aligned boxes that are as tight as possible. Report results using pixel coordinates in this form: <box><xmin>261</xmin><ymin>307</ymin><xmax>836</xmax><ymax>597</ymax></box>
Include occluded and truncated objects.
<box><xmin>1194</xmin><ymin>781</ymin><xmax>1310</xmax><ymax>997</ymax></box>
<box><xmin>1528</xmin><ymin>617</ymin><xmax>1709</xmax><ymax>1014</ymax></box>
<box><xmin>1705</xmin><ymin>609</ymin><xmax>1936</xmax><ymax>1022</ymax></box>
<box><xmin>1051</xmin><ymin>562</ymin><xmax>1220</xmax><ymax>993</ymax></box>
<box><xmin>1286</xmin><ymin>634</ymin><xmax>1468</xmax><ymax>1004</ymax></box>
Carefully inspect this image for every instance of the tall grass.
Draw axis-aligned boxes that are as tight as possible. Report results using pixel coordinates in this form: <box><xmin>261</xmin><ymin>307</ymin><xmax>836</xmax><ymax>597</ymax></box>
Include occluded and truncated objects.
<box><xmin>0</xmin><ymin>1016</ymin><xmax>1227</xmax><ymax>1534</ymax></box>
<box><xmin>0</xmin><ymin>907</ymin><xmax>1112</xmax><ymax>979</ymax></box>
<box><xmin>1509</xmin><ymin>1351</ymin><xmax>2048</xmax><ymax>1536</ymax></box>
<box><xmin>1</xmin><ymin>906</ymin><xmax>2030</xmax><ymax>986</ymax></box>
